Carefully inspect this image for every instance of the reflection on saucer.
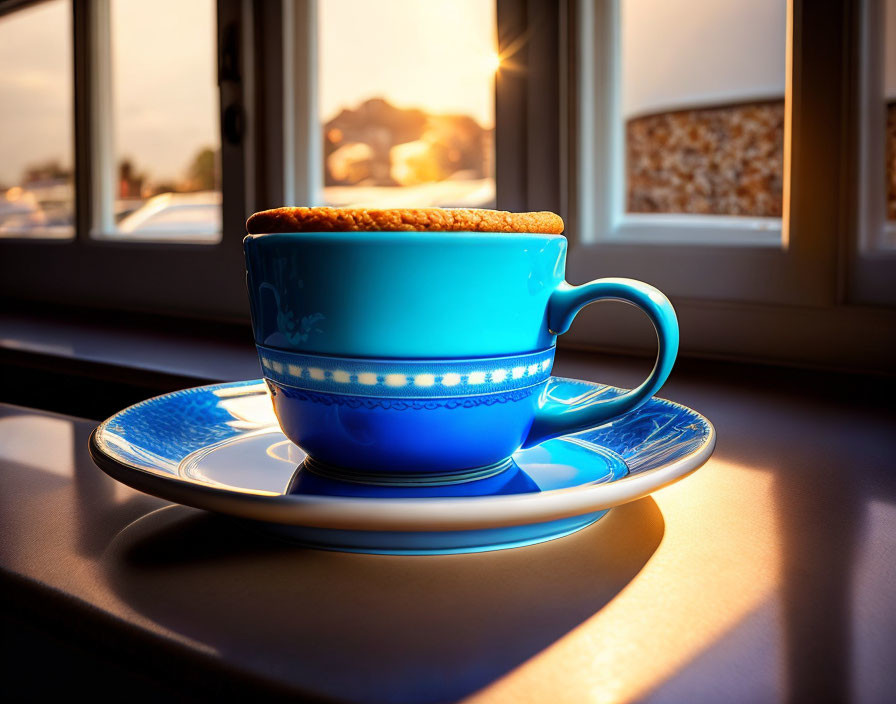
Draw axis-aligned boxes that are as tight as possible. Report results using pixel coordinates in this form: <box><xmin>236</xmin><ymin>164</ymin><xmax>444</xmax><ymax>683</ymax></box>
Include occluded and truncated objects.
<box><xmin>177</xmin><ymin>429</ymin><xmax>627</xmax><ymax>500</ymax></box>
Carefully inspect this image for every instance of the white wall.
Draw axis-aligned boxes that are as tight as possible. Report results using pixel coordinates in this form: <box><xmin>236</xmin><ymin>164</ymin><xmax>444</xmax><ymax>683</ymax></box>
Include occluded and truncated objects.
<box><xmin>621</xmin><ymin>0</ymin><xmax>787</xmax><ymax>118</ymax></box>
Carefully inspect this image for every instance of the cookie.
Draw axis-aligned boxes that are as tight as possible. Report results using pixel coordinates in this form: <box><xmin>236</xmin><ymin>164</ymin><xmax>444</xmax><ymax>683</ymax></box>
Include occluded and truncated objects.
<box><xmin>246</xmin><ymin>207</ymin><xmax>564</xmax><ymax>235</ymax></box>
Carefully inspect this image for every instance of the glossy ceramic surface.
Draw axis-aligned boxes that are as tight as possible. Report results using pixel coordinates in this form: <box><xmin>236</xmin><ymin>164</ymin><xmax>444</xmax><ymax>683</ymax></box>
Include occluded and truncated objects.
<box><xmin>89</xmin><ymin>377</ymin><xmax>715</xmax><ymax>554</ymax></box>
<box><xmin>243</xmin><ymin>231</ymin><xmax>568</xmax><ymax>358</ymax></box>
<box><xmin>260</xmin><ymin>346</ymin><xmax>553</xmax><ymax>473</ymax></box>
<box><xmin>244</xmin><ymin>231</ymin><xmax>680</xmax><ymax>470</ymax></box>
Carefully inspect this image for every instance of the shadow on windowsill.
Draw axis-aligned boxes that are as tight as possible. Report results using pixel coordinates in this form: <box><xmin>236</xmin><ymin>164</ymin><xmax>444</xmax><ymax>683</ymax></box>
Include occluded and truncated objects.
<box><xmin>103</xmin><ymin>498</ymin><xmax>664</xmax><ymax>704</ymax></box>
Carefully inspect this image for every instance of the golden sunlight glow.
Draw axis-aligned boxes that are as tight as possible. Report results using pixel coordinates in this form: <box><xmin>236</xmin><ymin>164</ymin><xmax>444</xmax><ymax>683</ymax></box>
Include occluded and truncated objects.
<box><xmin>0</xmin><ymin>414</ymin><xmax>74</xmax><ymax>476</ymax></box>
<box><xmin>466</xmin><ymin>459</ymin><xmax>784</xmax><ymax>703</ymax></box>
<box><xmin>486</xmin><ymin>50</ymin><xmax>502</xmax><ymax>73</ymax></box>
<box><xmin>319</xmin><ymin>0</ymin><xmax>497</xmax><ymax>127</ymax></box>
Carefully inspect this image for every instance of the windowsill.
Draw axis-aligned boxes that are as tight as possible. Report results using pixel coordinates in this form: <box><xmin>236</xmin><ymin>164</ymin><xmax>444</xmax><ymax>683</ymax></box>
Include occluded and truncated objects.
<box><xmin>0</xmin><ymin>303</ymin><xmax>261</xmax><ymax>419</ymax></box>
<box><xmin>1</xmin><ymin>331</ymin><xmax>894</xmax><ymax>700</ymax></box>
<box><xmin>0</xmin><ymin>229</ymin><xmax>74</xmax><ymax>241</ymax></box>
<box><xmin>592</xmin><ymin>213</ymin><xmax>783</xmax><ymax>248</ymax></box>
<box><xmin>0</xmin><ymin>303</ymin><xmax>261</xmax><ymax>385</ymax></box>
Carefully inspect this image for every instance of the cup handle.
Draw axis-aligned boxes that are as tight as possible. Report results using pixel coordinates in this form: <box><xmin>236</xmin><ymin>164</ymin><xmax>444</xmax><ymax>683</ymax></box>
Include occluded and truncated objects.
<box><xmin>522</xmin><ymin>278</ymin><xmax>679</xmax><ymax>448</ymax></box>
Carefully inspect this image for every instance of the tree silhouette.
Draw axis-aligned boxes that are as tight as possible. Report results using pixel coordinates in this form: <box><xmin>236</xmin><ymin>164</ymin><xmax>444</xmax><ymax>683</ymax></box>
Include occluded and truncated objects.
<box><xmin>186</xmin><ymin>147</ymin><xmax>218</xmax><ymax>191</ymax></box>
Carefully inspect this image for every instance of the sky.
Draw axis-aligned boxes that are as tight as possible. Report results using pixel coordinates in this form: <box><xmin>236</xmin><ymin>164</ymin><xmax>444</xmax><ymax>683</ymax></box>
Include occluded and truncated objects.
<box><xmin>0</xmin><ymin>0</ymin><xmax>496</xmax><ymax>187</ymax></box>
<box><xmin>0</xmin><ymin>0</ymin><xmax>72</xmax><ymax>185</ymax></box>
<box><xmin>318</xmin><ymin>0</ymin><xmax>497</xmax><ymax>126</ymax></box>
<box><xmin>0</xmin><ymin>0</ymin><xmax>218</xmax><ymax>186</ymax></box>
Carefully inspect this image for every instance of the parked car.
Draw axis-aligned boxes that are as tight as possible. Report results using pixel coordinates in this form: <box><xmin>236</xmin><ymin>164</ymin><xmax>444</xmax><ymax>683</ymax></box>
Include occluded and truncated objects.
<box><xmin>0</xmin><ymin>186</ymin><xmax>73</xmax><ymax>238</ymax></box>
<box><xmin>115</xmin><ymin>191</ymin><xmax>221</xmax><ymax>241</ymax></box>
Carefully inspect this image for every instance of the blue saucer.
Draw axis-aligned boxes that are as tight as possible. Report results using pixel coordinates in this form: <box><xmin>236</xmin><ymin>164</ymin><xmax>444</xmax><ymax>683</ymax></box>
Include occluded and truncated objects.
<box><xmin>89</xmin><ymin>378</ymin><xmax>715</xmax><ymax>554</ymax></box>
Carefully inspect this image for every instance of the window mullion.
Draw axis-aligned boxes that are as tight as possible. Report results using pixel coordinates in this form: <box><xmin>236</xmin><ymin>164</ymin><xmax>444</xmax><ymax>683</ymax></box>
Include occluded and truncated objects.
<box><xmin>72</xmin><ymin>0</ymin><xmax>90</xmax><ymax>242</ymax></box>
<box><xmin>281</xmin><ymin>0</ymin><xmax>320</xmax><ymax>207</ymax></box>
<box><xmin>783</xmin><ymin>0</ymin><xmax>846</xmax><ymax>305</ymax></box>
<box><xmin>72</xmin><ymin>0</ymin><xmax>114</xmax><ymax>241</ymax></box>
<box><xmin>496</xmin><ymin>0</ymin><xmax>562</xmax><ymax>213</ymax></box>
<box><xmin>89</xmin><ymin>0</ymin><xmax>115</xmax><ymax>236</ymax></box>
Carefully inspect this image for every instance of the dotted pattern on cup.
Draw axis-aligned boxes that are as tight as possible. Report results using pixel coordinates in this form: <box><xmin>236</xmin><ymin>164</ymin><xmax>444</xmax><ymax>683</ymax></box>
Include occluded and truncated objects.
<box><xmin>256</xmin><ymin>346</ymin><xmax>555</xmax><ymax>398</ymax></box>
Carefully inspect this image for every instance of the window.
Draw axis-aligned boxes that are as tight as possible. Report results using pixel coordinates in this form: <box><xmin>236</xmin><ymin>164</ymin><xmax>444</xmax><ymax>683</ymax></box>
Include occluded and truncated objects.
<box><xmin>0</xmin><ymin>0</ymin><xmax>245</xmax><ymax>316</ymax></box>
<box><xmin>274</xmin><ymin>0</ymin><xmax>497</xmax><ymax>210</ymax></box>
<box><xmin>0</xmin><ymin>0</ymin><xmax>893</xmax><ymax>370</ymax></box>
<box><xmin>0</xmin><ymin>0</ymin><xmax>73</xmax><ymax>240</ymax></box>
<box><xmin>621</xmin><ymin>0</ymin><xmax>786</xmax><ymax>224</ymax></box>
<box><xmin>317</xmin><ymin>0</ymin><xmax>496</xmax><ymax>209</ymax></box>
<box><xmin>581</xmin><ymin>0</ymin><xmax>788</xmax><ymax>247</ymax></box>
<box><xmin>562</xmin><ymin>0</ymin><xmax>895</xmax><ymax>370</ymax></box>
<box><xmin>96</xmin><ymin>0</ymin><xmax>221</xmax><ymax>242</ymax></box>
<box><xmin>570</xmin><ymin>0</ymin><xmax>838</xmax><ymax>308</ymax></box>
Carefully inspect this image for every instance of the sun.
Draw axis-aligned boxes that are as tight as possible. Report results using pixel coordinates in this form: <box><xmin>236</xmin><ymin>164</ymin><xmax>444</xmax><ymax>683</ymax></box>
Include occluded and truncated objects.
<box><xmin>485</xmin><ymin>51</ymin><xmax>502</xmax><ymax>73</ymax></box>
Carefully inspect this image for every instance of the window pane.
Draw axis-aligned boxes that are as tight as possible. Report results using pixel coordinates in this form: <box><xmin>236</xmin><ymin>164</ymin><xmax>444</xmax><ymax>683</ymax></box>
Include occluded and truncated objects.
<box><xmin>0</xmin><ymin>0</ymin><xmax>74</xmax><ymax>239</ymax></box>
<box><xmin>318</xmin><ymin>0</ymin><xmax>496</xmax><ymax>208</ymax></box>
<box><xmin>622</xmin><ymin>0</ymin><xmax>786</xmax><ymax>218</ymax></box>
<box><xmin>104</xmin><ymin>0</ymin><xmax>220</xmax><ymax>242</ymax></box>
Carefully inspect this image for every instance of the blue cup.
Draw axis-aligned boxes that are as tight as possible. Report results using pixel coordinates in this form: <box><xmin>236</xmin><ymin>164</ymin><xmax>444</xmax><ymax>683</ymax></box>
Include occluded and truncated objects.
<box><xmin>244</xmin><ymin>230</ymin><xmax>678</xmax><ymax>482</ymax></box>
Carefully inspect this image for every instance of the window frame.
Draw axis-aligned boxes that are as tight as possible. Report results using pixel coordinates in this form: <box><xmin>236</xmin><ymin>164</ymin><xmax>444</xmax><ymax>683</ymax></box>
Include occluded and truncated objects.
<box><xmin>0</xmin><ymin>0</ymin><xmax>75</xmax><ymax>241</ymax></box>
<box><xmin>567</xmin><ymin>0</ymin><xmax>845</xmax><ymax>308</ymax></box>
<box><xmin>284</xmin><ymin>0</ymin><xmax>505</xmax><ymax>210</ymax></box>
<box><xmin>0</xmin><ymin>0</ymin><xmax>251</xmax><ymax>320</ymax></box>
<box><xmin>578</xmin><ymin>0</ymin><xmax>787</xmax><ymax>252</ymax></box>
<box><xmin>549</xmin><ymin>0</ymin><xmax>895</xmax><ymax>372</ymax></box>
<box><xmin>1</xmin><ymin>0</ymin><xmax>893</xmax><ymax>372</ymax></box>
<box><xmin>850</xmin><ymin>0</ymin><xmax>896</xmax><ymax>305</ymax></box>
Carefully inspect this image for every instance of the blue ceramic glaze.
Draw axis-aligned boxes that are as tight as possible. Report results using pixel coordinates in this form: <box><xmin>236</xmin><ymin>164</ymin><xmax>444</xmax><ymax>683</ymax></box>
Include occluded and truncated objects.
<box><xmin>90</xmin><ymin>378</ymin><xmax>715</xmax><ymax>554</ymax></box>
<box><xmin>244</xmin><ymin>231</ymin><xmax>568</xmax><ymax>358</ymax></box>
<box><xmin>244</xmin><ymin>230</ymin><xmax>679</xmax><ymax>475</ymax></box>
<box><xmin>526</xmin><ymin>278</ymin><xmax>679</xmax><ymax>446</ymax></box>
<box><xmin>262</xmin><ymin>513</ymin><xmax>609</xmax><ymax>555</ymax></box>
<box><xmin>261</xmin><ymin>346</ymin><xmax>554</xmax><ymax>473</ymax></box>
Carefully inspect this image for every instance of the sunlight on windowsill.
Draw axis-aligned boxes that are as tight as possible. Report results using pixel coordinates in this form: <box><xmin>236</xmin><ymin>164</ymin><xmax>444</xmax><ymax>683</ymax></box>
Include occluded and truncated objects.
<box><xmin>466</xmin><ymin>458</ymin><xmax>783</xmax><ymax>703</ymax></box>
